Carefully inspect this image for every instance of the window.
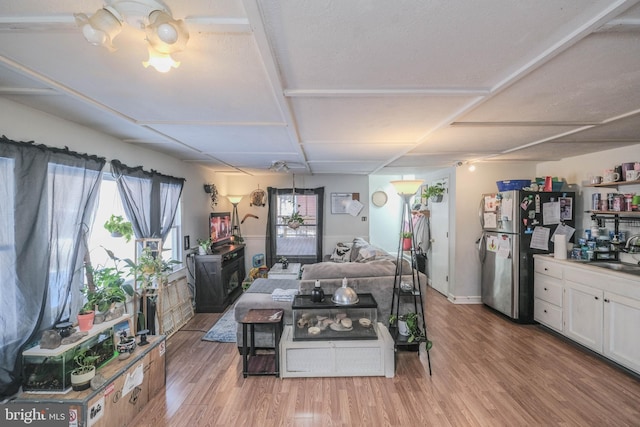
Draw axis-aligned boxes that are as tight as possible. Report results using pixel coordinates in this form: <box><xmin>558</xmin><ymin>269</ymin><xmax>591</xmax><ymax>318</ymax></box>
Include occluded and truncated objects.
<box><xmin>271</xmin><ymin>188</ymin><xmax>323</xmax><ymax>264</ymax></box>
<box><xmin>88</xmin><ymin>173</ymin><xmax>182</xmax><ymax>271</ymax></box>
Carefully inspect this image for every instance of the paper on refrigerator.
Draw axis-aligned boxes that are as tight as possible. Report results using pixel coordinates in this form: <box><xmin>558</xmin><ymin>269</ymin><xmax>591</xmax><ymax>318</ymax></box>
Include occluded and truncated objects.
<box><xmin>530</xmin><ymin>226</ymin><xmax>550</xmax><ymax>250</ymax></box>
<box><xmin>497</xmin><ymin>235</ymin><xmax>511</xmax><ymax>258</ymax></box>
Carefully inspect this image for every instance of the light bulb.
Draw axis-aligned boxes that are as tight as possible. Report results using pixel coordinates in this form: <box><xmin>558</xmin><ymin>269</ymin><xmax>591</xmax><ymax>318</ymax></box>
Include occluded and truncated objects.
<box><xmin>157</xmin><ymin>22</ymin><xmax>178</xmax><ymax>44</ymax></box>
<box><xmin>143</xmin><ymin>48</ymin><xmax>179</xmax><ymax>73</ymax></box>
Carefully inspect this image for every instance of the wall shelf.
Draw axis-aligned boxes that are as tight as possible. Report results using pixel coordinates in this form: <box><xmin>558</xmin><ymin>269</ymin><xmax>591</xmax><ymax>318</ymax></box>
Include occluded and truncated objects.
<box><xmin>585</xmin><ymin>179</ymin><xmax>640</xmax><ymax>188</ymax></box>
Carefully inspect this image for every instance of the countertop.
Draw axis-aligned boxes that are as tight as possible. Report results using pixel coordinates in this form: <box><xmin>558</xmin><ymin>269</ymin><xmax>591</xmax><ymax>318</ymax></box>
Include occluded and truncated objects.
<box><xmin>534</xmin><ymin>254</ymin><xmax>640</xmax><ymax>282</ymax></box>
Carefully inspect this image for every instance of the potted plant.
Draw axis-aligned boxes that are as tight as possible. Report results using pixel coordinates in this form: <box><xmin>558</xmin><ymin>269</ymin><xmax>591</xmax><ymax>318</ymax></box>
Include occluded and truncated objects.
<box><xmin>84</xmin><ymin>248</ymin><xmax>134</xmax><ymax>318</ymax></box>
<box><xmin>124</xmin><ymin>247</ymin><xmax>179</xmax><ymax>331</ymax></box>
<box><xmin>104</xmin><ymin>214</ymin><xmax>134</xmax><ymax>242</ymax></box>
<box><xmin>422</xmin><ymin>183</ymin><xmax>445</xmax><ymax>203</ymax></box>
<box><xmin>197</xmin><ymin>238</ymin><xmax>212</xmax><ymax>255</ymax></box>
<box><xmin>70</xmin><ymin>347</ymin><xmax>100</xmax><ymax>391</ymax></box>
<box><xmin>401</xmin><ymin>231</ymin><xmax>413</xmax><ymax>251</ymax></box>
<box><xmin>126</xmin><ymin>247</ymin><xmax>179</xmax><ymax>290</ymax></box>
<box><xmin>284</xmin><ymin>211</ymin><xmax>304</xmax><ymax>229</ymax></box>
<box><xmin>389</xmin><ymin>313</ymin><xmax>432</xmax><ymax>349</ymax></box>
<box><xmin>279</xmin><ymin>256</ymin><xmax>289</xmax><ymax>269</ymax></box>
<box><xmin>77</xmin><ymin>300</ymin><xmax>96</xmax><ymax>331</ymax></box>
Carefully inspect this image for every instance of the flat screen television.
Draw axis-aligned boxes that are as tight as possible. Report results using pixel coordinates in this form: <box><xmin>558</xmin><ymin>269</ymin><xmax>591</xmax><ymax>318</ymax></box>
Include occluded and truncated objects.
<box><xmin>210</xmin><ymin>212</ymin><xmax>232</xmax><ymax>248</ymax></box>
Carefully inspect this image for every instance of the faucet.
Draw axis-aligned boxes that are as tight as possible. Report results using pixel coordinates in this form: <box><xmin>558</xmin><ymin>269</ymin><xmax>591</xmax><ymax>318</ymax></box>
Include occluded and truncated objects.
<box><xmin>625</xmin><ymin>234</ymin><xmax>640</xmax><ymax>253</ymax></box>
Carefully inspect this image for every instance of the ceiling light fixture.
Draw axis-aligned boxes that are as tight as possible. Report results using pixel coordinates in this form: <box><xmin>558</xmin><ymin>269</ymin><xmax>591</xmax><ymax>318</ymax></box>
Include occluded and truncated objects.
<box><xmin>270</xmin><ymin>160</ymin><xmax>291</xmax><ymax>172</ymax></box>
<box><xmin>74</xmin><ymin>0</ymin><xmax>189</xmax><ymax>73</ymax></box>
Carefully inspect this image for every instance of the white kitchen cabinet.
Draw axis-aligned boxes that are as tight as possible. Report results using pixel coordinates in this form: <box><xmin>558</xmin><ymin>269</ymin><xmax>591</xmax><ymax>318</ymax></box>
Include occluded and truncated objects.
<box><xmin>534</xmin><ymin>255</ymin><xmax>640</xmax><ymax>375</ymax></box>
<box><xmin>534</xmin><ymin>261</ymin><xmax>563</xmax><ymax>332</ymax></box>
<box><xmin>563</xmin><ymin>281</ymin><xmax>603</xmax><ymax>353</ymax></box>
<box><xmin>603</xmin><ymin>291</ymin><xmax>640</xmax><ymax>373</ymax></box>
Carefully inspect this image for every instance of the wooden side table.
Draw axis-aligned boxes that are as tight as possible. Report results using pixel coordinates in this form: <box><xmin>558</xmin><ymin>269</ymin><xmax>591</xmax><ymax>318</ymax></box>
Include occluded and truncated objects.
<box><xmin>241</xmin><ymin>309</ymin><xmax>284</xmax><ymax>378</ymax></box>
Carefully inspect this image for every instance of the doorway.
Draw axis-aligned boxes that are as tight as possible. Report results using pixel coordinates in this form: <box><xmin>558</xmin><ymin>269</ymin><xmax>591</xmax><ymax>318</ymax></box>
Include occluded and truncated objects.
<box><xmin>428</xmin><ymin>178</ymin><xmax>449</xmax><ymax>296</ymax></box>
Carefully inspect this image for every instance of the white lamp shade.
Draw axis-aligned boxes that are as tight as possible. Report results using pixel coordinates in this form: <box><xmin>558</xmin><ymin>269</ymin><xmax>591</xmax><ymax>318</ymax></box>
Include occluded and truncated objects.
<box><xmin>390</xmin><ymin>180</ymin><xmax>423</xmax><ymax>195</ymax></box>
<box><xmin>145</xmin><ymin>10</ymin><xmax>189</xmax><ymax>54</ymax></box>
<box><xmin>74</xmin><ymin>8</ymin><xmax>122</xmax><ymax>51</ymax></box>
<box><xmin>227</xmin><ymin>195</ymin><xmax>243</xmax><ymax>204</ymax></box>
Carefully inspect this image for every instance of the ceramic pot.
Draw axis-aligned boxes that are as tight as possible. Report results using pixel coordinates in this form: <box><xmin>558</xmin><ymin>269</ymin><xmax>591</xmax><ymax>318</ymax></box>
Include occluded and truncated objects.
<box><xmin>77</xmin><ymin>311</ymin><xmax>95</xmax><ymax>332</ymax></box>
<box><xmin>71</xmin><ymin>366</ymin><xmax>95</xmax><ymax>391</ymax></box>
<box><xmin>398</xmin><ymin>319</ymin><xmax>410</xmax><ymax>336</ymax></box>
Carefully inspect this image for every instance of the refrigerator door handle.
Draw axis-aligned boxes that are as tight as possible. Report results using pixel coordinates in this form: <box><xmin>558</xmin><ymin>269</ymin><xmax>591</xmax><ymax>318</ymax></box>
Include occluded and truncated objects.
<box><xmin>477</xmin><ymin>233</ymin><xmax>487</xmax><ymax>263</ymax></box>
<box><xmin>478</xmin><ymin>196</ymin><xmax>485</xmax><ymax>228</ymax></box>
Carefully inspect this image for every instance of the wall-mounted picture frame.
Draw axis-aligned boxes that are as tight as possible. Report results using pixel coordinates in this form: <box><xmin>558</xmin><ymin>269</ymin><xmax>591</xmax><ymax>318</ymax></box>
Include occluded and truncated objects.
<box><xmin>331</xmin><ymin>192</ymin><xmax>360</xmax><ymax>214</ymax></box>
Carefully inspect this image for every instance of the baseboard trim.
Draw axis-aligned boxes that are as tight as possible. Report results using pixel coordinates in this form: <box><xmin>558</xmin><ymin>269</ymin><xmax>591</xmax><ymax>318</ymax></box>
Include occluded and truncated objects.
<box><xmin>447</xmin><ymin>295</ymin><xmax>482</xmax><ymax>304</ymax></box>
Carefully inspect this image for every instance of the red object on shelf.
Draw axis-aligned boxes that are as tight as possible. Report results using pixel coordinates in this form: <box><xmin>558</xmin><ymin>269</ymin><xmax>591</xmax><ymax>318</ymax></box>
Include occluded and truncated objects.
<box><xmin>543</xmin><ymin>176</ymin><xmax>553</xmax><ymax>192</ymax></box>
<box><xmin>402</xmin><ymin>237</ymin><xmax>412</xmax><ymax>251</ymax></box>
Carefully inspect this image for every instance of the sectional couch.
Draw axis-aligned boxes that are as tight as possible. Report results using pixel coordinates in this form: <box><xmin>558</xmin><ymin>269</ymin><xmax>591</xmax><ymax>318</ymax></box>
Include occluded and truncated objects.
<box><xmin>233</xmin><ymin>238</ymin><xmax>427</xmax><ymax>351</ymax></box>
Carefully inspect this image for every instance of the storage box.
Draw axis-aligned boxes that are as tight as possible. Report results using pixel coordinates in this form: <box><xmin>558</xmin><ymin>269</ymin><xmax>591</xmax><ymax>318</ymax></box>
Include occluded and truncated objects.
<box><xmin>291</xmin><ymin>294</ymin><xmax>378</xmax><ymax>341</ymax></box>
<box><xmin>496</xmin><ymin>180</ymin><xmax>531</xmax><ymax>191</ymax></box>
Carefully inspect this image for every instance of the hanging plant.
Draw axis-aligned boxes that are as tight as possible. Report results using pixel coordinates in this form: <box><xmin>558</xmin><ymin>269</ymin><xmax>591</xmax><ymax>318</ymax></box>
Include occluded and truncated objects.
<box><xmin>104</xmin><ymin>214</ymin><xmax>134</xmax><ymax>242</ymax></box>
<box><xmin>284</xmin><ymin>211</ymin><xmax>304</xmax><ymax>229</ymax></box>
<box><xmin>422</xmin><ymin>183</ymin><xmax>445</xmax><ymax>203</ymax></box>
<box><xmin>204</xmin><ymin>183</ymin><xmax>219</xmax><ymax>208</ymax></box>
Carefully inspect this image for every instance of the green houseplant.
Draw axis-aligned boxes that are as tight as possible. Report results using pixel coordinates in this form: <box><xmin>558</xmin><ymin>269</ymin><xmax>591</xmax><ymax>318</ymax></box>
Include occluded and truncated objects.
<box><xmin>125</xmin><ymin>247</ymin><xmax>179</xmax><ymax>290</ymax></box>
<box><xmin>422</xmin><ymin>183</ymin><xmax>445</xmax><ymax>202</ymax></box>
<box><xmin>104</xmin><ymin>214</ymin><xmax>134</xmax><ymax>242</ymax></box>
<box><xmin>84</xmin><ymin>248</ymin><xmax>134</xmax><ymax>314</ymax></box>
<box><xmin>284</xmin><ymin>211</ymin><xmax>304</xmax><ymax>229</ymax></box>
<box><xmin>389</xmin><ymin>313</ymin><xmax>433</xmax><ymax>349</ymax></box>
<box><xmin>70</xmin><ymin>347</ymin><xmax>100</xmax><ymax>391</ymax></box>
<box><xmin>197</xmin><ymin>238</ymin><xmax>212</xmax><ymax>255</ymax></box>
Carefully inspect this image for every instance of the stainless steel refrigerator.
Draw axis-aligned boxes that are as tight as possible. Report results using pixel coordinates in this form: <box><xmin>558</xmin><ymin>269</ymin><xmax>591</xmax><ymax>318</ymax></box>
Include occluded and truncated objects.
<box><xmin>477</xmin><ymin>190</ymin><xmax>575</xmax><ymax>323</ymax></box>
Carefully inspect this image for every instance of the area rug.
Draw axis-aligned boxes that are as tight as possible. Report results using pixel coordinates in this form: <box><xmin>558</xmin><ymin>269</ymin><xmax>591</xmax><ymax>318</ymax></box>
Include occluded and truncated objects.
<box><xmin>202</xmin><ymin>309</ymin><xmax>236</xmax><ymax>343</ymax></box>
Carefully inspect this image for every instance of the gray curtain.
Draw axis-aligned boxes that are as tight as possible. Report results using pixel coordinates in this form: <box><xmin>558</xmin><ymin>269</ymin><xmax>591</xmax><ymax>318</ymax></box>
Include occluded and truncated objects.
<box><xmin>0</xmin><ymin>136</ymin><xmax>105</xmax><ymax>399</ymax></box>
<box><xmin>109</xmin><ymin>160</ymin><xmax>184</xmax><ymax>335</ymax></box>
<box><xmin>110</xmin><ymin>160</ymin><xmax>184</xmax><ymax>241</ymax></box>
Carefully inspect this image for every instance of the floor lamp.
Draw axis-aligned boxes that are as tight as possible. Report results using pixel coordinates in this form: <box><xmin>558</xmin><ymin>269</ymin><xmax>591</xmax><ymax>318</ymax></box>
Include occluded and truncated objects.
<box><xmin>227</xmin><ymin>195</ymin><xmax>243</xmax><ymax>239</ymax></box>
<box><xmin>390</xmin><ymin>179</ymin><xmax>432</xmax><ymax>375</ymax></box>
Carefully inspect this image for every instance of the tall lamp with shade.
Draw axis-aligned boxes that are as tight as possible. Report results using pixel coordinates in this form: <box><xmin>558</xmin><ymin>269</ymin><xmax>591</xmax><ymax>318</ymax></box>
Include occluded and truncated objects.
<box><xmin>389</xmin><ymin>179</ymin><xmax>432</xmax><ymax>375</ymax></box>
<box><xmin>227</xmin><ymin>195</ymin><xmax>243</xmax><ymax>241</ymax></box>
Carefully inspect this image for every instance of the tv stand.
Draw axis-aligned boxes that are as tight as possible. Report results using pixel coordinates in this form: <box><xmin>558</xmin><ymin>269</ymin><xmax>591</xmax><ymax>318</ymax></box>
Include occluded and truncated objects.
<box><xmin>195</xmin><ymin>244</ymin><xmax>245</xmax><ymax>312</ymax></box>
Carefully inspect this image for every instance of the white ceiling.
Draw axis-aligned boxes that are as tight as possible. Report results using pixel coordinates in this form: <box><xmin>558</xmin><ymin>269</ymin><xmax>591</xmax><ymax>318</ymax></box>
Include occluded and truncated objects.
<box><xmin>1</xmin><ymin>0</ymin><xmax>640</xmax><ymax>176</ymax></box>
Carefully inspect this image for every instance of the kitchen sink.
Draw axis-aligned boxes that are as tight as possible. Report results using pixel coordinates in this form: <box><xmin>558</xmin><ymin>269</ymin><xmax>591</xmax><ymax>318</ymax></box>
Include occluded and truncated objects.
<box><xmin>587</xmin><ymin>261</ymin><xmax>640</xmax><ymax>276</ymax></box>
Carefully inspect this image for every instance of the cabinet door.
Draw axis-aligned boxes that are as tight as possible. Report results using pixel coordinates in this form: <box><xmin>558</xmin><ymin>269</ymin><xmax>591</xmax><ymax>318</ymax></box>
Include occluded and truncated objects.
<box><xmin>604</xmin><ymin>292</ymin><xmax>640</xmax><ymax>374</ymax></box>
<box><xmin>563</xmin><ymin>281</ymin><xmax>603</xmax><ymax>353</ymax></box>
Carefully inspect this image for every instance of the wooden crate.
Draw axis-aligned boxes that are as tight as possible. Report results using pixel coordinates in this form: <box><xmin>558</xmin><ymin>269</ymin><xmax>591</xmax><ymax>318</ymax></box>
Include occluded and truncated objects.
<box><xmin>158</xmin><ymin>275</ymin><xmax>193</xmax><ymax>338</ymax></box>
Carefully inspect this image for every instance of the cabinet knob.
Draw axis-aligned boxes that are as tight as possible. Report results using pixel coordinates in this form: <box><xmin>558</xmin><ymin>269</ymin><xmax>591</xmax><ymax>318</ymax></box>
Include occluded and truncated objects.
<box><xmin>594</xmin><ymin>296</ymin><xmax>599</xmax><ymax>300</ymax></box>
<box><xmin>543</xmin><ymin>309</ymin><xmax>547</xmax><ymax>313</ymax></box>
<box><xmin>604</xmin><ymin>298</ymin><xmax>610</xmax><ymax>303</ymax></box>
<box><xmin>544</xmin><ymin>287</ymin><xmax>548</xmax><ymax>291</ymax></box>
<box><xmin>544</xmin><ymin>268</ymin><xmax>548</xmax><ymax>271</ymax></box>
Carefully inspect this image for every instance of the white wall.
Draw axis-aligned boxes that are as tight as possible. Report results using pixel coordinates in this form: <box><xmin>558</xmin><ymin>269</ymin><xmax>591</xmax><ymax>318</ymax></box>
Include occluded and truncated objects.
<box><xmin>368</xmin><ymin>175</ymin><xmax>403</xmax><ymax>252</ymax></box>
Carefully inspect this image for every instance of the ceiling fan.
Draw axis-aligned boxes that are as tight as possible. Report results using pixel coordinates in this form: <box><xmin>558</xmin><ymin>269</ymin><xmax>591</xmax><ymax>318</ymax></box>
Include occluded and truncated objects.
<box><xmin>269</xmin><ymin>160</ymin><xmax>306</xmax><ymax>172</ymax></box>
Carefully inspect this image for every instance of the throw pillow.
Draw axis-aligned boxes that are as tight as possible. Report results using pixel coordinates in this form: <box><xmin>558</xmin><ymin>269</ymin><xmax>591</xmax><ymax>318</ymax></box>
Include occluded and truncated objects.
<box><xmin>355</xmin><ymin>244</ymin><xmax>389</xmax><ymax>262</ymax></box>
<box><xmin>330</xmin><ymin>242</ymin><xmax>352</xmax><ymax>263</ymax></box>
<box><xmin>350</xmin><ymin>237</ymin><xmax>369</xmax><ymax>262</ymax></box>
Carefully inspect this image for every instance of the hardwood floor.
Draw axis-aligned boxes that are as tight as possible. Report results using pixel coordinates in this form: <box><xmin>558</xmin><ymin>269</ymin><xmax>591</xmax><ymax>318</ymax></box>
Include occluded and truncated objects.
<box><xmin>131</xmin><ymin>287</ymin><xmax>640</xmax><ymax>426</ymax></box>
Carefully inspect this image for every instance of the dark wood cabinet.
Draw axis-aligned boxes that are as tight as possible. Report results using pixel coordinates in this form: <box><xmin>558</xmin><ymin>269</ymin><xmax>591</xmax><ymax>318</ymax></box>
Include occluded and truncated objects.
<box><xmin>195</xmin><ymin>244</ymin><xmax>245</xmax><ymax>312</ymax></box>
